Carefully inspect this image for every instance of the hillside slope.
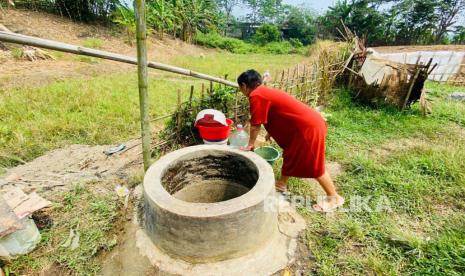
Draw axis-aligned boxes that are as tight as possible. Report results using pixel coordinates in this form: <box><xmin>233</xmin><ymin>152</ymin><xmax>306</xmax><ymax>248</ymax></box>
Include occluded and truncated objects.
<box><xmin>0</xmin><ymin>9</ymin><xmax>215</xmax><ymax>89</ymax></box>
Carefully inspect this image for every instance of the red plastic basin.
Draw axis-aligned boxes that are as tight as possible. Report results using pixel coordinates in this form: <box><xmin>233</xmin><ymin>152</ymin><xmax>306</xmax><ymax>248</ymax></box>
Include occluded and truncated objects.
<box><xmin>197</xmin><ymin>118</ymin><xmax>233</xmax><ymax>141</ymax></box>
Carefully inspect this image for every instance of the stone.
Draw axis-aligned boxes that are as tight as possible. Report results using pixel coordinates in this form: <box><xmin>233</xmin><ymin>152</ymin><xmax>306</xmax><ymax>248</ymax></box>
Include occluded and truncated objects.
<box><xmin>448</xmin><ymin>92</ymin><xmax>465</xmax><ymax>101</ymax></box>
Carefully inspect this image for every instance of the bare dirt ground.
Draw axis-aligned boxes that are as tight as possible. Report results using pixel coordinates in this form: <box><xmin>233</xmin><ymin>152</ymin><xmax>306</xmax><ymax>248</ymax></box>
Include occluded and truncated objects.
<box><xmin>373</xmin><ymin>44</ymin><xmax>465</xmax><ymax>53</ymax></box>
<box><xmin>0</xmin><ymin>138</ymin><xmax>144</xmax><ymax>199</ymax></box>
<box><xmin>0</xmin><ymin>9</ymin><xmax>215</xmax><ymax>90</ymax></box>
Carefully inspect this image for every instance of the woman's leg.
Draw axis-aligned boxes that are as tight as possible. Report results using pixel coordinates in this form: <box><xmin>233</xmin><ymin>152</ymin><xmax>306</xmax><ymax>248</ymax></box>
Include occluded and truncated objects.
<box><xmin>315</xmin><ymin>171</ymin><xmax>337</xmax><ymax>196</ymax></box>
<box><xmin>314</xmin><ymin>171</ymin><xmax>344</xmax><ymax>212</ymax></box>
<box><xmin>275</xmin><ymin>175</ymin><xmax>289</xmax><ymax>192</ymax></box>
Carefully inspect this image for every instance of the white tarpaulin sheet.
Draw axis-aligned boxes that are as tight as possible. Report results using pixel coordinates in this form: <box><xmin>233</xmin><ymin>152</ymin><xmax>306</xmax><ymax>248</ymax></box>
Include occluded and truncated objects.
<box><xmin>369</xmin><ymin>49</ymin><xmax>465</xmax><ymax>82</ymax></box>
<box><xmin>360</xmin><ymin>57</ymin><xmax>392</xmax><ymax>85</ymax></box>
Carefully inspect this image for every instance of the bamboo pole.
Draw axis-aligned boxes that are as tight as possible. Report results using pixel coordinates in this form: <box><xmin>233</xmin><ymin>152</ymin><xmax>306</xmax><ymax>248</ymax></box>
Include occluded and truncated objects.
<box><xmin>0</xmin><ymin>31</ymin><xmax>239</xmax><ymax>88</ymax></box>
<box><xmin>189</xmin><ymin>85</ymin><xmax>194</xmax><ymax>105</ymax></box>
<box><xmin>403</xmin><ymin>66</ymin><xmax>421</xmax><ymax>110</ymax></box>
<box><xmin>176</xmin><ymin>89</ymin><xmax>182</xmax><ymax>130</ymax></box>
<box><xmin>134</xmin><ymin>0</ymin><xmax>151</xmax><ymax>171</ymax></box>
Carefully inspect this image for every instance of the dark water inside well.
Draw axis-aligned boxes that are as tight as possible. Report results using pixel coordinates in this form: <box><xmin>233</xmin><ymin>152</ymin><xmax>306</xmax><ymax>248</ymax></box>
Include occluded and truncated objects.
<box><xmin>172</xmin><ymin>180</ymin><xmax>251</xmax><ymax>203</ymax></box>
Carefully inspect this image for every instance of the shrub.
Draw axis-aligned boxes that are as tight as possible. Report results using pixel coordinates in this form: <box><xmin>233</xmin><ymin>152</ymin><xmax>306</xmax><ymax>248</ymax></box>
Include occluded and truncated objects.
<box><xmin>254</xmin><ymin>24</ymin><xmax>281</xmax><ymax>45</ymax></box>
<box><xmin>195</xmin><ymin>32</ymin><xmax>256</xmax><ymax>53</ymax></box>
<box><xmin>195</xmin><ymin>32</ymin><xmax>305</xmax><ymax>55</ymax></box>
<box><xmin>289</xmin><ymin>38</ymin><xmax>304</xmax><ymax>48</ymax></box>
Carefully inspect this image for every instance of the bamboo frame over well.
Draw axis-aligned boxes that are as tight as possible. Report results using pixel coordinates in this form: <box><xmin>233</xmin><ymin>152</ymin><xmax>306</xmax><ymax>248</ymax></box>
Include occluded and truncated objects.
<box><xmin>134</xmin><ymin>0</ymin><xmax>151</xmax><ymax>171</ymax></box>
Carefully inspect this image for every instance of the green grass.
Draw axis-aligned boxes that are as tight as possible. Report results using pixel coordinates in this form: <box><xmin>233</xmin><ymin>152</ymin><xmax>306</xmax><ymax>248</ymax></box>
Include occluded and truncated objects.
<box><xmin>75</xmin><ymin>55</ymin><xmax>99</xmax><ymax>64</ymax></box>
<box><xmin>281</xmin><ymin>82</ymin><xmax>465</xmax><ymax>275</ymax></box>
<box><xmin>167</xmin><ymin>52</ymin><xmax>303</xmax><ymax>79</ymax></box>
<box><xmin>82</xmin><ymin>37</ymin><xmax>104</xmax><ymax>49</ymax></box>
<box><xmin>2</xmin><ymin>46</ymin><xmax>464</xmax><ymax>275</ymax></box>
<box><xmin>6</xmin><ymin>182</ymin><xmax>121</xmax><ymax>275</ymax></box>
<box><xmin>0</xmin><ymin>53</ymin><xmax>301</xmax><ymax>167</ymax></box>
<box><xmin>11</xmin><ymin>48</ymin><xmax>24</xmax><ymax>60</ymax></box>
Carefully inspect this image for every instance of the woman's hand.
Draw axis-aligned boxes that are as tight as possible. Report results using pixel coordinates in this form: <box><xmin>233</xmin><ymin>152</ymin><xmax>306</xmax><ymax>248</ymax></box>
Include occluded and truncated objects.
<box><xmin>241</xmin><ymin>144</ymin><xmax>255</xmax><ymax>151</ymax></box>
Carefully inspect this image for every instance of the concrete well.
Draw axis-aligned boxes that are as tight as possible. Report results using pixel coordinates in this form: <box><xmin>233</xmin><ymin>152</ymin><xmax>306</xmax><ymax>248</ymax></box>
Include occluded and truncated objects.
<box><xmin>143</xmin><ymin>145</ymin><xmax>277</xmax><ymax>264</ymax></box>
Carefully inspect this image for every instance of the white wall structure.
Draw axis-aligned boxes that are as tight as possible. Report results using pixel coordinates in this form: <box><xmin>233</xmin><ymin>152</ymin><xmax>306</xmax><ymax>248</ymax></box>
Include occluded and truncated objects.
<box><xmin>369</xmin><ymin>49</ymin><xmax>465</xmax><ymax>82</ymax></box>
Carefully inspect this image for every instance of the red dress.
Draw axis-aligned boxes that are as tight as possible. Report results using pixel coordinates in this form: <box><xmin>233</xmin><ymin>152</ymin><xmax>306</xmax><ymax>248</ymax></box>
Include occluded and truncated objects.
<box><xmin>249</xmin><ymin>86</ymin><xmax>327</xmax><ymax>178</ymax></box>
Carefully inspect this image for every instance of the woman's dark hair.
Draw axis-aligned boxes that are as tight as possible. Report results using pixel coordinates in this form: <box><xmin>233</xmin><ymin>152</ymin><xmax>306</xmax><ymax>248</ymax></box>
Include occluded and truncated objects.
<box><xmin>237</xmin><ymin>69</ymin><xmax>262</xmax><ymax>89</ymax></box>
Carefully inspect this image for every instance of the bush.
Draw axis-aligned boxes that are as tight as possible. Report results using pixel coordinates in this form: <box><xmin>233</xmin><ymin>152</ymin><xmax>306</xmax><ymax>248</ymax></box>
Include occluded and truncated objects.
<box><xmin>195</xmin><ymin>32</ymin><xmax>254</xmax><ymax>54</ymax></box>
<box><xmin>289</xmin><ymin>38</ymin><xmax>304</xmax><ymax>48</ymax></box>
<box><xmin>254</xmin><ymin>24</ymin><xmax>281</xmax><ymax>45</ymax></box>
<box><xmin>195</xmin><ymin>32</ymin><xmax>304</xmax><ymax>55</ymax></box>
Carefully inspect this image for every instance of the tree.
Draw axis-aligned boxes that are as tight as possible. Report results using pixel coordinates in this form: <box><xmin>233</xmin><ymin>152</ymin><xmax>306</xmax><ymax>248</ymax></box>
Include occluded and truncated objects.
<box><xmin>434</xmin><ymin>0</ymin><xmax>465</xmax><ymax>43</ymax></box>
<box><xmin>216</xmin><ymin>0</ymin><xmax>240</xmax><ymax>23</ymax></box>
<box><xmin>453</xmin><ymin>26</ymin><xmax>465</xmax><ymax>44</ymax></box>
<box><xmin>372</xmin><ymin>0</ymin><xmax>465</xmax><ymax>45</ymax></box>
<box><xmin>254</xmin><ymin>23</ymin><xmax>280</xmax><ymax>44</ymax></box>
<box><xmin>282</xmin><ymin>5</ymin><xmax>317</xmax><ymax>45</ymax></box>
<box><xmin>258</xmin><ymin>0</ymin><xmax>282</xmax><ymax>23</ymax></box>
<box><xmin>243</xmin><ymin>0</ymin><xmax>282</xmax><ymax>24</ymax></box>
<box><xmin>54</xmin><ymin>0</ymin><xmax>120</xmax><ymax>22</ymax></box>
<box><xmin>244</xmin><ymin>0</ymin><xmax>260</xmax><ymax>24</ymax></box>
<box><xmin>112</xmin><ymin>4</ymin><xmax>136</xmax><ymax>45</ymax></box>
<box><xmin>171</xmin><ymin>0</ymin><xmax>218</xmax><ymax>42</ymax></box>
<box><xmin>318</xmin><ymin>0</ymin><xmax>386</xmax><ymax>45</ymax></box>
<box><xmin>391</xmin><ymin>0</ymin><xmax>438</xmax><ymax>44</ymax></box>
<box><xmin>147</xmin><ymin>0</ymin><xmax>175</xmax><ymax>38</ymax></box>
<box><xmin>317</xmin><ymin>0</ymin><xmax>352</xmax><ymax>40</ymax></box>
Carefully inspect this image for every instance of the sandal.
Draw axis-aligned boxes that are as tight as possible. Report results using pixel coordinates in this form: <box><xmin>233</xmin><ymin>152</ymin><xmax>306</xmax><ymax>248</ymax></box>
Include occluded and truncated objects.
<box><xmin>313</xmin><ymin>195</ymin><xmax>345</xmax><ymax>213</ymax></box>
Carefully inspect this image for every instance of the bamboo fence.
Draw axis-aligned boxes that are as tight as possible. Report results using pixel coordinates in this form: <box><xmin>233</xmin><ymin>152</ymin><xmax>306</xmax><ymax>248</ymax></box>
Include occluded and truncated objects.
<box><xmin>151</xmin><ymin>57</ymin><xmax>349</xmax><ymax>152</ymax></box>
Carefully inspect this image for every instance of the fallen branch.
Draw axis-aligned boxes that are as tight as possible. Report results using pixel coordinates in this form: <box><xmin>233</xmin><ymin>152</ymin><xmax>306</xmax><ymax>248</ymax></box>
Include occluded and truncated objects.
<box><xmin>0</xmin><ymin>25</ymin><xmax>54</xmax><ymax>61</ymax></box>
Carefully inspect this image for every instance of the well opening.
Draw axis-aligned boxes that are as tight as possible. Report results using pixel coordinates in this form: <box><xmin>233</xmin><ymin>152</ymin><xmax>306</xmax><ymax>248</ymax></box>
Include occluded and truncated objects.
<box><xmin>160</xmin><ymin>151</ymin><xmax>259</xmax><ymax>203</ymax></box>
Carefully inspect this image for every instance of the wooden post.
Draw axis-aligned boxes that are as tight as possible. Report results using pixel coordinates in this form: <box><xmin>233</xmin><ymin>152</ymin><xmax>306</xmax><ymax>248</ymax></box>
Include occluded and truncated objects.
<box><xmin>134</xmin><ymin>0</ymin><xmax>151</xmax><ymax>171</ymax></box>
<box><xmin>234</xmin><ymin>91</ymin><xmax>239</xmax><ymax>123</ymax></box>
<box><xmin>201</xmin><ymin>83</ymin><xmax>205</xmax><ymax>100</ymax></box>
<box><xmin>189</xmin><ymin>85</ymin><xmax>194</xmax><ymax>104</ymax></box>
<box><xmin>403</xmin><ymin>67</ymin><xmax>421</xmax><ymax>110</ymax></box>
<box><xmin>177</xmin><ymin>89</ymin><xmax>182</xmax><ymax>130</ymax></box>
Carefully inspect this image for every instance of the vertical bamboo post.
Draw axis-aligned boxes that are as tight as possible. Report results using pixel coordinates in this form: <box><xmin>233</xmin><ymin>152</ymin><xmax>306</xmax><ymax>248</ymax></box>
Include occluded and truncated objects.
<box><xmin>209</xmin><ymin>81</ymin><xmax>213</xmax><ymax>95</ymax></box>
<box><xmin>189</xmin><ymin>85</ymin><xmax>194</xmax><ymax>104</ymax></box>
<box><xmin>134</xmin><ymin>0</ymin><xmax>151</xmax><ymax>171</ymax></box>
<box><xmin>201</xmin><ymin>83</ymin><xmax>205</xmax><ymax>100</ymax></box>
<box><xmin>234</xmin><ymin>91</ymin><xmax>239</xmax><ymax>123</ymax></box>
<box><xmin>224</xmin><ymin>74</ymin><xmax>229</xmax><ymax>88</ymax></box>
<box><xmin>279</xmin><ymin>70</ymin><xmax>285</xmax><ymax>89</ymax></box>
<box><xmin>177</xmin><ymin>89</ymin><xmax>182</xmax><ymax>129</ymax></box>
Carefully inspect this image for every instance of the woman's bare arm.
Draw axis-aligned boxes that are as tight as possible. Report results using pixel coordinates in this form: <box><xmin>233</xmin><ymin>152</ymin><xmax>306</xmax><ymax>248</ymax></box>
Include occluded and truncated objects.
<box><xmin>247</xmin><ymin>125</ymin><xmax>261</xmax><ymax>150</ymax></box>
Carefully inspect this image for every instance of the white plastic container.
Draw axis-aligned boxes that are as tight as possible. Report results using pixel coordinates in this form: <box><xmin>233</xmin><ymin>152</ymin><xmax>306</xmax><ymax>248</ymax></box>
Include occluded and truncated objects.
<box><xmin>203</xmin><ymin>139</ymin><xmax>228</xmax><ymax>145</ymax></box>
<box><xmin>229</xmin><ymin>124</ymin><xmax>249</xmax><ymax>149</ymax></box>
<box><xmin>0</xmin><ymin>219</ymin><xmax>41</xmax><ymax>260</ymax></box>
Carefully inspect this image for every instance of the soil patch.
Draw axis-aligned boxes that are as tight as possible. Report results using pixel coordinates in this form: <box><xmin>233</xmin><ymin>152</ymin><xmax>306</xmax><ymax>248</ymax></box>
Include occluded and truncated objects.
<box><xmin>0</xmin><ymin>138</ymin><xmax>143</xmax><ymax>198</ymax></box>
<box><xmin>373</xmin><ymin>45</ymin><xmax>465</xmax><ymax>53</ymax></box>
<box><xmin>0</xmin><ymin>9</ymin><xmax>216</xmax><ymax>90</ymax></box>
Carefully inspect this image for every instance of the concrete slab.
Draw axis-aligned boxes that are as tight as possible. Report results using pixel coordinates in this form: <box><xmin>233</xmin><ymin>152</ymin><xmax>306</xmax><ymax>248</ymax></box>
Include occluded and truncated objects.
<box><xmin>136</xmin><ymin>192</ymin><xmax>306</xmax><ymax>276</ymax></box>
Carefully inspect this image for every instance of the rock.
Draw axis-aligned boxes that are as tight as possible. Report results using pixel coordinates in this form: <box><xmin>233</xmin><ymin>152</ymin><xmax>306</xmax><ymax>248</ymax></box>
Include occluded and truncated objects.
<box><xmin>448</xmin><ymin>92</ymin><xmax>465</xmax><ymax>101</ymax></box>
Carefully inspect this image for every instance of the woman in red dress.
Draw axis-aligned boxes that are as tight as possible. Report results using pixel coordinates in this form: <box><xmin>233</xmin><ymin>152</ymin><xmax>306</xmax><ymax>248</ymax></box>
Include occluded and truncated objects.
<box><xmin>237</xmin><ymin>70</ymin><xmax>344</xmax><ymax>212</ymax></box>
